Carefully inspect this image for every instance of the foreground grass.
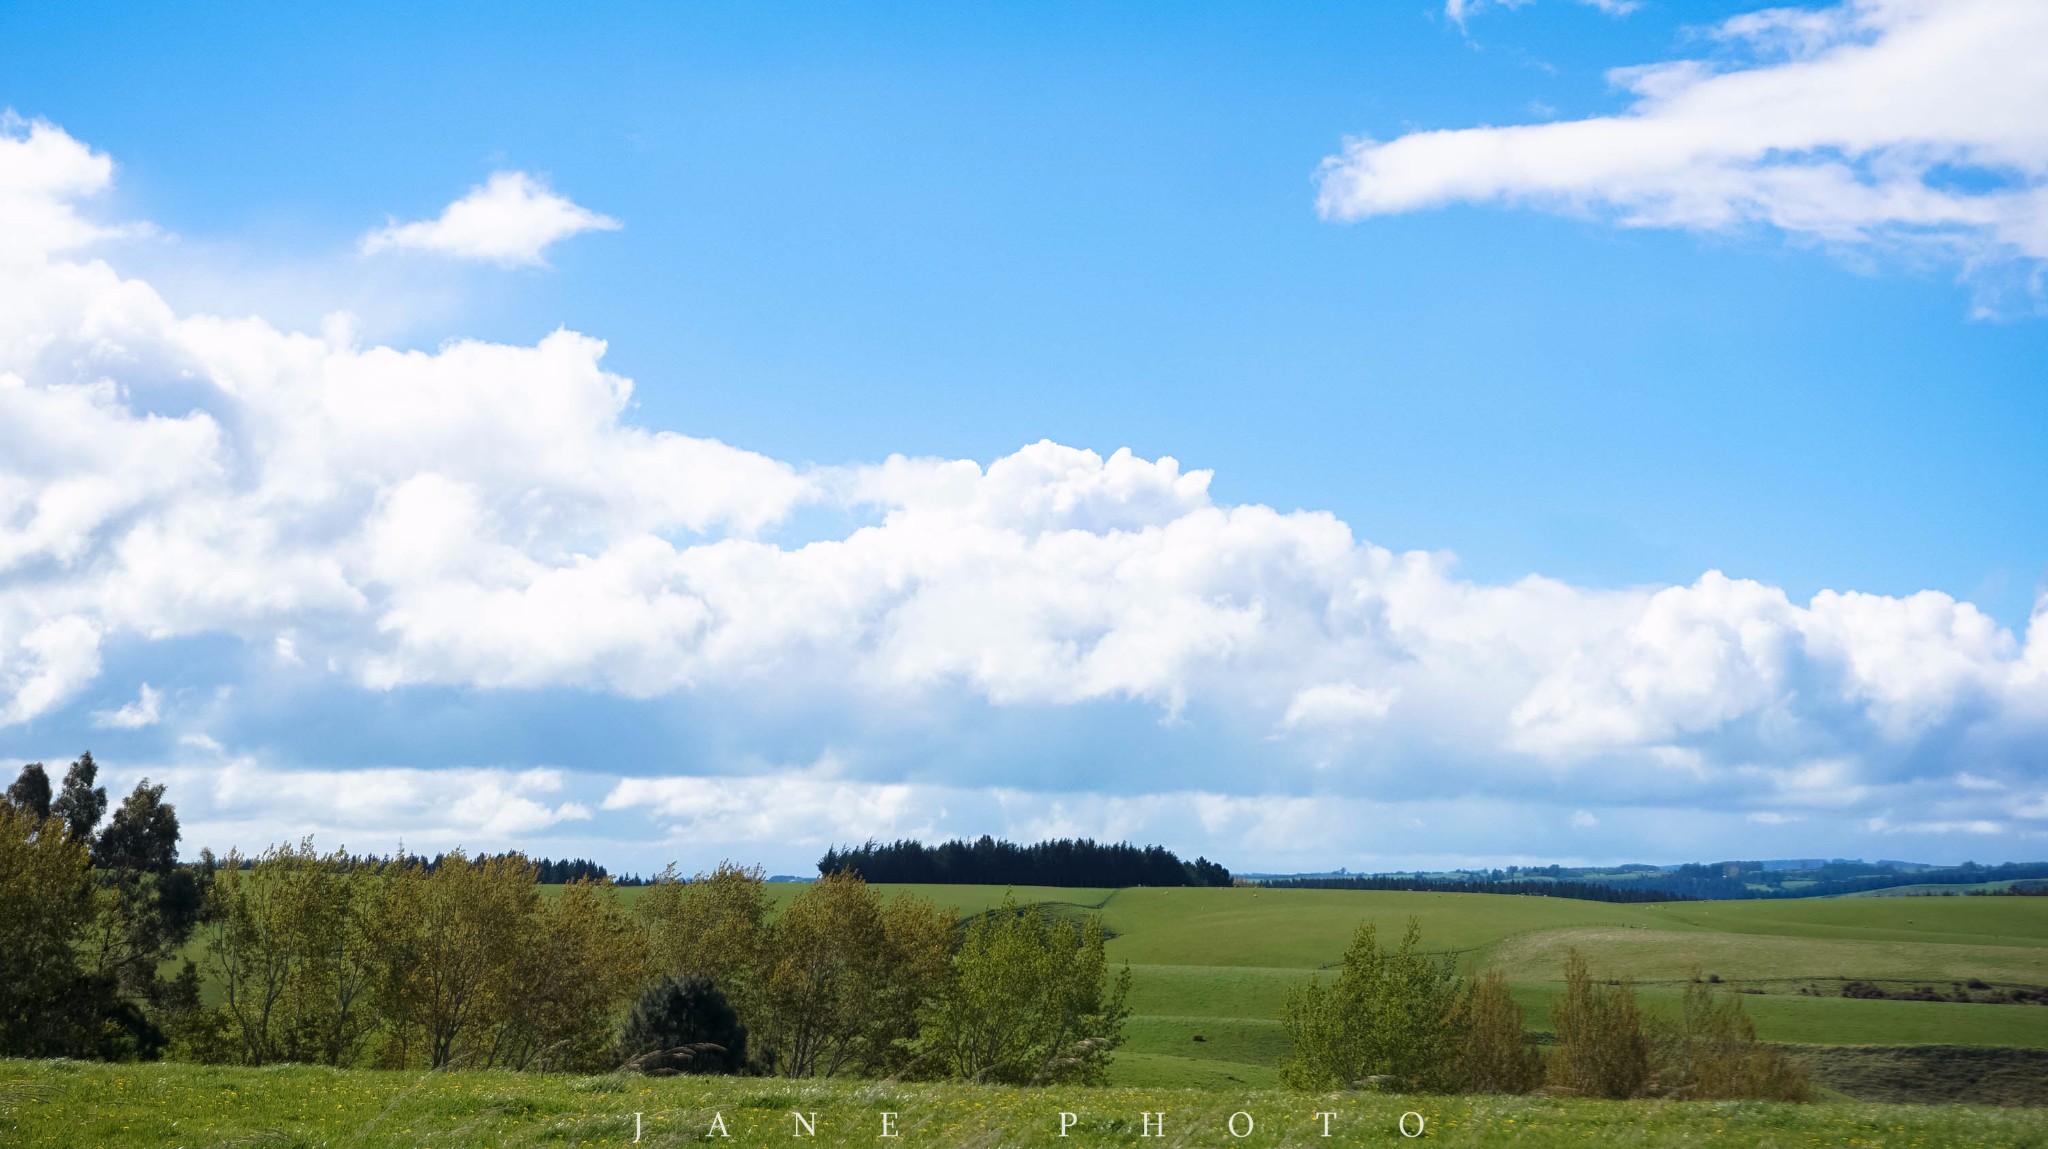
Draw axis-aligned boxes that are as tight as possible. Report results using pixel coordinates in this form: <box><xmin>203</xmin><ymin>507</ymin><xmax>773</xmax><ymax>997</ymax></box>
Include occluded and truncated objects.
<box><xmin>5</xmin><ymin>1060</ymin><xmax>2048</xmax><ymax>1149</ymax></box>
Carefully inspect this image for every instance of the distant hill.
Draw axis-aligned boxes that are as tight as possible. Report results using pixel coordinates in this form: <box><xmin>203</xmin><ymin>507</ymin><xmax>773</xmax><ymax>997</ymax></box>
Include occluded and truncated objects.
<box><xmin>1248</xmin><ymin>859</ymin><xmax>2048</xmax><ymax>901</ymax></box>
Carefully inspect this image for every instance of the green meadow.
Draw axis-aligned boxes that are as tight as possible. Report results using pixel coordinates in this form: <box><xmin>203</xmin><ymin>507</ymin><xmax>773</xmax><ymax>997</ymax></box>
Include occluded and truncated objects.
<box><xmin>38</xmin><ymin>882</ymin><xmax>2039</xmax><ymax>1147</ymax></box>
<box><xmin>5</xmin><ymin>1059</ymin><xmax>2047</xmax><ymax>1149</ymax></box>
<box><xmin>841</xmin><ymin>885</ymin><xmax>2048</xmax><ymax>1089</ymax></box>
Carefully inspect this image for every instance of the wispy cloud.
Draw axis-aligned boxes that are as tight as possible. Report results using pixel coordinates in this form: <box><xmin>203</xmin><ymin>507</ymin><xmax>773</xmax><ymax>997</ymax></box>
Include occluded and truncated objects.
<box><xmin>1444</xmin><ymin>0</ymin><xmax>1637</xmax><ymax>33</ymax></box>
<box><xmin>1329</xmin><ymin>1</ymin><xmax>2048</xmax><ymax>310</ymax></box>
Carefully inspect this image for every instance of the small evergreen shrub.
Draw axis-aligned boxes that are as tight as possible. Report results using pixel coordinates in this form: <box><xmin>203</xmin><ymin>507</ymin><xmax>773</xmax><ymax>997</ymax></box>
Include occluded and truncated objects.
<box><xmin>619</xmin><ymin>975</ymin><xmax>747</xmax><ymax>1075</ymax></box>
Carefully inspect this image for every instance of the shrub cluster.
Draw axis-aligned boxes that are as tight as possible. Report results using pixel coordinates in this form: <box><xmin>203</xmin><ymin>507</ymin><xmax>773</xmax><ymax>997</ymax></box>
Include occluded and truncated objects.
<box><xmin>636</xmin><ymin>865</ymin><xmax>1128</xmax><ymax>1082</ymax></box>
<box><xmin>3</xmin><ymin>765</ymin><xmax>1131</xmax><ymax>1083</ymax></box>
<box><xmin>181</xmin><ymin>842</ymin><xmax>644</xmax><ymax>1071</ymax></box>
<box><xmin>1280</xmin><ymin>920</ymin><xmax>1542</xmax><ymax>1094</ymax></box>
<box><xmin>1281</xmin><ymin>921</ymin><xmax>1810</xmax><ymax>1101</ymax></box>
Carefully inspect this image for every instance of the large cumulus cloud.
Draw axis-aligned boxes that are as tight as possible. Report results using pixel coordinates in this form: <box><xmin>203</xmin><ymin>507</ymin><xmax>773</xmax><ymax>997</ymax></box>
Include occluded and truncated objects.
<box><xmin>2</xmin><ymin>119</ymin><xmax>2044</xmax><ymax>861</ymax></box>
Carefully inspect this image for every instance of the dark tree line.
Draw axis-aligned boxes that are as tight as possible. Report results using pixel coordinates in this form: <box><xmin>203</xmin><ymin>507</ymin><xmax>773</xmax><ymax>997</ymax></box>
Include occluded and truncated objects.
<box><xmin>1257</xmin><ymin>874</ymin><xmax>1688</xmax><ymax>904</ymax></box>
<box><xmin>1774</xmin><ymin>861</ymin><xmax>2048</xmax><ymax>898</ymax></box>
<box><xmin>1590</xmin><ymin>865</ymin><xmax>1756</xmax><ymax>900</ymax></box>
<box><xmin>207</xmin><ymin>848</ymin><xmax>646</xmax><ymax>885</ymax></box>
<box><xmin>533</xmin><ymin>856</ymin><xmax>640</xmax><ymax>884</ymax></box>
<box><xmin>1584</xmin><ymin>860</ymin><xmax>2048</xmax><ymax>901</ymax></box>
<box><xmin>820</xmin><ymin>836</ymin><xmax>1231</xmax><ymax>888</ymax></box>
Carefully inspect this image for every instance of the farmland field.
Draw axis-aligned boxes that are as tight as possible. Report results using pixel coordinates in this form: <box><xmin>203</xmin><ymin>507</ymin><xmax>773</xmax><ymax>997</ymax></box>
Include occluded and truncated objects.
<box><xmin>513</xmin><ymin>881</ymin><xmax>2048</xmax><ymax>1085</ymax></box>
<box><xmin>827</xmin><ymin>884</ymin><xmax>2048</xmax><ymax>1088</ymax></box>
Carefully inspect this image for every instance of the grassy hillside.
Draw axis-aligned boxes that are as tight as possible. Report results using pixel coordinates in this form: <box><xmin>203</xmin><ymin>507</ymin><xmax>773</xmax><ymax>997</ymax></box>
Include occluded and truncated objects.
<box><xmin>824</xmin><ymin>883</ymin><xmax>2048</xmax><ymax>1087</ymax></box>
<box><xmin>7</xmin><ymin>1059</ymin><xmax>2048</xmax><ymax>1149</ymax></box>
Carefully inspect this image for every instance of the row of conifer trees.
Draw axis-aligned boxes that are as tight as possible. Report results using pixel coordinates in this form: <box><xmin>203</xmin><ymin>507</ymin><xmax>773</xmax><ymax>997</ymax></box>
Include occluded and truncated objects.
<box><xmin>819</xmin><ymin>836</ymin><xmax>1231</xmax><ymax>887</ymax></box>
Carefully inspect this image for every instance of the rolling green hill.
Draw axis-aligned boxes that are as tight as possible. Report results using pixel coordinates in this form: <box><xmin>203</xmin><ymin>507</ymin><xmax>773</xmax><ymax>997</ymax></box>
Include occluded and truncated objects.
<box><xmin>835</xmin><ymin>883</ymin><xmax>2048</xmax><ymax>1088</ymax></box>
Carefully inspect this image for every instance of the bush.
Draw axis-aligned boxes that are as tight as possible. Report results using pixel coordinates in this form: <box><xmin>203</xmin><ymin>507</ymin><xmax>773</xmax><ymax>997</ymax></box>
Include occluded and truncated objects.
<box><xmin>1280</xmin><ymin>918</ymin><xmax>1467</xmax><ymax>1093</ymax></box>
<box><xmin>1459</xmin><ymin>969</ymin><xmax>1542</xmax><ymax>1094</ymax></box>
<box><xmin>620</xmin><ymin>976</ymin><xmax>747</xmax><ymax>1075</ymax></box>
<box><xmin>1549</xmin><ymin>948</ymin><xmax>1650</xmax><ymax>1099</ymax></box>
<box><xmin>1653</xmin><ymin>970</ymin><xmax>1811</xmax><ymax>1101</ymax></box>
<box><xmin>916</xmin><ymin>897</ymin><xmax>1130</xmax><ymax>1085</ymax></box>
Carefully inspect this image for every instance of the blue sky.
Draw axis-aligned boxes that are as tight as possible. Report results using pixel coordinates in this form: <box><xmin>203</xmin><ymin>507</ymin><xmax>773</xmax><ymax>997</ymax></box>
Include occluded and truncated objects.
<box><xmin>1</xmin><ymin>0</ymin><xmax>2044</xmax><ymax>873</ymax></box>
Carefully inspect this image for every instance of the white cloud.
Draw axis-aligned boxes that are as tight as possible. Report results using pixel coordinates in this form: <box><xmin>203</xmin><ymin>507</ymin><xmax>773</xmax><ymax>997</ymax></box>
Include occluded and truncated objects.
<box><xmin>1325</xmin><ymin>1</ymin><xmax>2048</xmax><ymax>304</ymax></box>
<box><xmin>97</xmin><ymin>748</ymin><xmax>2036</xmax><ymax>873</ymax></box>
<box><xmin>599</xmin><ymin>766</ymin><xmax>1483</xmax><ymax>866</ymax></box>
<box><xmin>1280</xmin><ymin>682</ymin><xmax>1397</xmax><ymax>732</ymax></box>
<box><xmin>360</xmin><ymin>171</ymin><xmax>620</xmax><ymax>266</ymax></box>
<box><xmin>0</xmin><ymin>120</ymin><xmax>2044</xmax><ymax>855</ymax></box>
<box><xmin>92</xmin><ymin>683</ymin><xmax>161</xmax><ymax>729</ymax></box>
<box><xmin>0</xmin><ymin>615</ymin><xmax>101</xmax><ymax>727</ymax></box>
<box><xmin>0</xmin><ymin>115</ymin><xmax>122</xmax><ymax>261</ymax></box>
<box><xmin>152</xmin><ymin>758</ymin><xmax>594</xmax><ymax>854</ymax></box>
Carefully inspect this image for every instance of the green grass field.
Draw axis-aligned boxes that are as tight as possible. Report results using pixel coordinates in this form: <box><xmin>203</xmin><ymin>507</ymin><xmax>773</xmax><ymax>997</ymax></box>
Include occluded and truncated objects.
<box><xmin>30</xmin><ymin>884</ymin><xmax>2048</xmax><ymax>1145</ymax></box>
<box><xmin>815</xmin><ymin>884</ymin><xmax>2048</xmax><ymax>1087</ymax></box>
<box><xmin>5</xmin><ymin>1059</ymin><xmax>2047</xmax><ymax>1149</ymax></box>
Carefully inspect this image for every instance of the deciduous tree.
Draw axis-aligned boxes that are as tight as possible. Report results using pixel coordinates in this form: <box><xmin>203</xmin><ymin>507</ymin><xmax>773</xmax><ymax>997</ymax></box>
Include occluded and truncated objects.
<box><xmin>369</xmin><ymin>851</ymin><xmax>541</xmax><ymax>1068</ymax></box>
<box><xmin>1549</xmin><ymin>947</ymin><xmax>1650</xmax><ymax>1099</ymax></box>
<box><xmin>200</xmin><ymin>840</ymin><xmax>378</xmax><ymax>1066</ymax></box>
<box><xmin>917</xmin><ymin>898</ymin><xmax>1129</xmax><ymax>1085</ymax></box>
<box><xmin>497</xmin><ymin>877</ymin><xmax>647</xmax><ymax>1071</ymax></box>
<box><xmin>1280</xmin><ymin>918</ymin><xmax>1468</xmax><ymax>1092</ymax></box>
<box><xmin>0</xmin><ymin>806</ymin><xmax>94</xmax><ymax>1055</ymax></box>
<box><xmin>1457</xmin><ymin>968</ymin><xmax>1541</xmax><ymax>1094</ymax></box>
<box><xmin>637</xmin><ymin>861</ymin><xmax>772</xmax><ymax>1018</ymax></box>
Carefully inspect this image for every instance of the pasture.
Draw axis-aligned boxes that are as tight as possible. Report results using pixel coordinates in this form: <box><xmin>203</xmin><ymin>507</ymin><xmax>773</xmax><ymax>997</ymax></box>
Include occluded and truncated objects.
<box><xmin>5</xmin><ymin>1058</ymin><xmax>2047</xmax><ymax>1148</ymax></box>
<box><xmin>846</xmin><ymin>884</ymin><xmax>2048</xmax><ymax>1088</ymax></box>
